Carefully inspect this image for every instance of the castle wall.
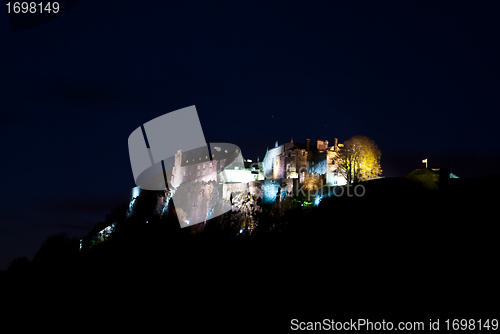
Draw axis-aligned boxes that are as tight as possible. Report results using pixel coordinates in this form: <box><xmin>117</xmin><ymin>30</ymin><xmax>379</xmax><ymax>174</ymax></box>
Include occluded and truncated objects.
<box><xmin>222</xmin><ymin>179</ymin><xmax>289</xmax><ymax>204</ymax></box>
<box><xmin>316</xmin><ymin>139</ymin><xmax>329</xmax><ymax>151</ymax></box>
<box><xmin>309</xmin><ymin>152</ymin><xmax>327</xmax><ymax>175</ymax></box>
<box><xmin>275</xmin><ymin>152</ymin><xmax>287</xmax><ymax>180</ymax></box>
<box><xmin>296</xmin><ymin>148</ymin><xmax>308</xmax><ymax>182</ymax></box>
<box><xmin>222</xmin><ymin>180</ymin><xmax>263</xmax><ymax>201</ymax></box>
<box><xmin>223</xmin><ymin>182</ymin><xmax>250</xmax><ymax>201</ymax></box>
<box><xmin>285</xmin><ymin>152</ymin><xmax>298</xmax><ymax>179</ymax></box>
<box><xmin>220</xmin><ymin>169</ymin><xmax>259</xmax><ymax>183</ymax></box>
<box><xmin>248</xmin><ymin>181</ymin><xmax>262</xmax><ymax>199</ymax></box>
<box><xmin>262</xmin><ymin>145</ymin><xmax>285</xmax><ymax>180</ymax></box>
<box><xmin>171</xmin><ymin>159</ymin><xmax>222</xmax><ymax>188</ymax></box>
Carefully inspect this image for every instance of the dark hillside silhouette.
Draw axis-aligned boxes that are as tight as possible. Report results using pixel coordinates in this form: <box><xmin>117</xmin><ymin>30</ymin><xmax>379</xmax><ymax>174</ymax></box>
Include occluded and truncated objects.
<box><xmin>2</xmin><ymin>176</ymin><xmax>498</xmax><ymax>326</ymax></box>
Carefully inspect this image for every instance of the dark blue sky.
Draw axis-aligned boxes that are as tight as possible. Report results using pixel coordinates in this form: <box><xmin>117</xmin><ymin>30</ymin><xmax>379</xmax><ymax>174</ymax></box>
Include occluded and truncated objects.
<box><xmin>1</xmin><ymin>0</ymin><xmax>499</xmax><ymax>269</ymax></box>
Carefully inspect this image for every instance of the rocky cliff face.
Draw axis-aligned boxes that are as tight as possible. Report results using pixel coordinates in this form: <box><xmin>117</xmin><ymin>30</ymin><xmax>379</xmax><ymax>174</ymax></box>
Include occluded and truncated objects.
<box><xmin>229</xmin><ymin>192</ymin><xmax>262</xmax><ymax>235</ymax></box>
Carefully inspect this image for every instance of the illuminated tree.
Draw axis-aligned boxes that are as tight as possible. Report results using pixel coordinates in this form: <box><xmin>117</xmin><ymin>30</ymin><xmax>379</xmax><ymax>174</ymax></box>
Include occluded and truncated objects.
<box><xmin>296</xmin><ymin>172</ymin><xmax>325</xmax><ymax>204</ymax></box>
<box><xmin>335</xmin><ymin>136</ymin><xmax>382</xmax><ymax>183</ymax></box>
<box><xmin>303</xmin><ymin>173</ymin><xmax>322</xmax><ymax>192</ymax></box>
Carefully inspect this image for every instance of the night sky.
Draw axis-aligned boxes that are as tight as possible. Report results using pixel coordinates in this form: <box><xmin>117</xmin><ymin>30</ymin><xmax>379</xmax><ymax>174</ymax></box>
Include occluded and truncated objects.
<box><xmin>1</xmin><ymin>0</ymin><xmax>500</xmax><ymax>270</ymax></box>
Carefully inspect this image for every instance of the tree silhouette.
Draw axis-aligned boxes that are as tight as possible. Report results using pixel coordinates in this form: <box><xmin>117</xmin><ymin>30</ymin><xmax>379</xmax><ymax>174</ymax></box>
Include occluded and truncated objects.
<box><xmin>31</xmin><ymin>233</ymin><xmax>79</xmax><ymax>272</ymax></box>
<box><xmin>7</xmin><ymin>256</ymin><xmax>30</xmax><ymax>273</ymax></box>
<box><xmin>105</xmin><ymin>202</ymin><xmax>129</xmax><ymax>225</ymax></box>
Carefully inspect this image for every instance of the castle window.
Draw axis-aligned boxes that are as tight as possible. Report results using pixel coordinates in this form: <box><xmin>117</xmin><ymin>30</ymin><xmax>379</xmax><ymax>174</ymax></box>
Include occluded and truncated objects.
<box><xmin>197</xmin><ymin>171</ymin><xmax>200</xmax><ymax>176</ymax></box>
<box><xmin>198</xmin><ymin>165</ymin><xmax>200</xmax><ymax>170</ymax></box>
<box><xmin>302</xmin><ymin>151</ymin><xmax>305</xmax><ymax>156</ymax></box>
<box><xmin>203</xmin><ymin>164</ymin><xmax>206</xmax><ymax>169</ymax></box>
<box><xmin>184</xmin><ymin>172</ymin><xmax>186</xmax><ymax>176</ymax></box>
<box><xmin>203</xmin><ymin>171</ymin><xmax>205</xmax><ymax>176</ymax></box>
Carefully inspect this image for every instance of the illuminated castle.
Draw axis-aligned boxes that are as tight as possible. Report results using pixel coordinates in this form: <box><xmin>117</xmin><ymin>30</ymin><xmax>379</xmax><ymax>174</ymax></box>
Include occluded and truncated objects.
<box><xmin>170</xmin><ymin>144</ymin><xmax>262</xmax><ymax>188</ymax></box>
<box><xmin>167</xmin><ymin>137</ymin><xmax>347</xmax><ymax>188</ymax></box>
<box><xmin>127</xmin><ymin>137</ymin><xmax>347</xmax><ymax>222</ymax></box>
<box><xmin>261</xmin><ymin>137</ymin><xmax>347</xmax><ymax>186</ymax></box>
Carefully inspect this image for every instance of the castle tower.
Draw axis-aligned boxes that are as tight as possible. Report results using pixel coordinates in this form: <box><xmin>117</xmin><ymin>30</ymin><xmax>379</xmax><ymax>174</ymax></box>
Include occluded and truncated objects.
<box><xmin>316</xmin><ymin>139</ymin><xmax>329</xmax><ymax>151</ymax></box>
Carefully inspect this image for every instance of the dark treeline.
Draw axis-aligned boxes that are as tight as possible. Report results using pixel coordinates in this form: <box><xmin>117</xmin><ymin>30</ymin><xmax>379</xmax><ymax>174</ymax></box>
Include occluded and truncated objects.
<box><xmin>1</xmin><ymin>176</ymin><xmax>498</xmax><ymax>326</ymax></box>
<box><xmin>2</xmin><ymin>176</ymin><xmax>498</xmax><ymax>277</ymax></box>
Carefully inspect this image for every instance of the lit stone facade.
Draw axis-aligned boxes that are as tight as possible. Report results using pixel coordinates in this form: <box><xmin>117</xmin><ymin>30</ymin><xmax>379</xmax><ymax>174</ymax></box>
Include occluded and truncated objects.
<box><xmin>262</xmin><ymin>138</ymin><xmax>347</xmax><ymax>186</ymax></box>
<box><xmin>170</xmin><ymin>146</ymin><xmax>262</xmax><ymax>189</ymax></box>
<box><xmin>167</xmin><ymin>138</ymin><xmax>347</xmax><ymax>191</ymax></box>
<box><xmin>126</xmin><ymin>138</ymin><xmax>347</xmax><ymax>226</ymax></box>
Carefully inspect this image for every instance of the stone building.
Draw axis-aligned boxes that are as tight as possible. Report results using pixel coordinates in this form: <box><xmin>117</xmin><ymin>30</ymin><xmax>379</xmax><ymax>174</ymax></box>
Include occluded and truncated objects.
<box><xmin>170</xmin><ymin>144</ymin><xmax>261</xmax><ymax>188</ymax></box>
<box><xmin>164</xmin><ymin>137</ymin><xmax>347</xmax><ymax>192</ymax></box>
<box><xmin>127</xmin><ymin>137</ymin><xmax>348</xmax><ymax>226</ymax></box>
<box><xmin>262</xmin><ymin>138</ymin><xmax>347</xmax><ymax>186</ymax></box>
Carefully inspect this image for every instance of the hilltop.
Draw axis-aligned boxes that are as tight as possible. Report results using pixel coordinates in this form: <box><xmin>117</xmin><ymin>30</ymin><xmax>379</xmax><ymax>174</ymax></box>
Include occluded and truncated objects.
<box><xmin>1</xmin><ymin>175</ymin><xmax>498</xmax><ymax>325</ymax></box>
